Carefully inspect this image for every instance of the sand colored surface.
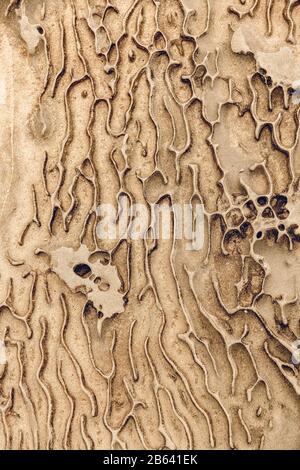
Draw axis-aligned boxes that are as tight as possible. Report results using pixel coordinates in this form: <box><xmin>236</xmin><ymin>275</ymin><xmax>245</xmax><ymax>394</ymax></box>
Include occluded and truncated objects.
<box><xmin>0</xmin><ymin>0</ymin><xmax>299</xmax><ymax>450</ymax></box>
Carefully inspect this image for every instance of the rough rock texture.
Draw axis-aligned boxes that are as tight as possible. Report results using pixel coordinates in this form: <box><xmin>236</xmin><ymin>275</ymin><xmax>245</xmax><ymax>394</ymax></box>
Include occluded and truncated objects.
<box><xmin>0</xmin><ymin>0</ymin><xmax>299</xmax><ymax>450</ymax></box>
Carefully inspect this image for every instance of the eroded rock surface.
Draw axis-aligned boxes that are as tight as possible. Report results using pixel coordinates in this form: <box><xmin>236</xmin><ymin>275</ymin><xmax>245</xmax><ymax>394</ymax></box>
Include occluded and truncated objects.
<box><xmin>0</xmin><ymin>0</ymin><xmax>299</xmax><ymax>450</ymax></box>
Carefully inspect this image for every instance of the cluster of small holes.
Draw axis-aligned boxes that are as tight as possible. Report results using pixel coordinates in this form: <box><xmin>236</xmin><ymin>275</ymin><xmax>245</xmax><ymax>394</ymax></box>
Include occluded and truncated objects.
<box><xmin>73</xmin><ymin>264</ymin><xmax>111</xmax><ymax>290</ymax></box>
<box><xmin>223</xmin><ymin>193</ymin><xmax>299</xmax><ymax>250</ymax></box>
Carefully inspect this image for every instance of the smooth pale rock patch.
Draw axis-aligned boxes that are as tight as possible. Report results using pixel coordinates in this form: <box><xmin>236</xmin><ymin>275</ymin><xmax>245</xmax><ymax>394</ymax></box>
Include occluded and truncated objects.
<box><xmin>0</xmin><ymin>79</ymin><xmax>6</xmax><ymax>105</ymax></box>
<box><xmin>231</xmin><ymin>26</ymin><xmax>300</xmax><ymax>86</ymax></box>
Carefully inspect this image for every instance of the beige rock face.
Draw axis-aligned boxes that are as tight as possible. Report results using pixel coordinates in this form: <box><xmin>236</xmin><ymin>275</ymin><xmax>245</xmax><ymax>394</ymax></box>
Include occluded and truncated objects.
<box><xmin>0</xmin><ymin>0</ymin><xmax>299</xmax><ymax>450</ymax></box>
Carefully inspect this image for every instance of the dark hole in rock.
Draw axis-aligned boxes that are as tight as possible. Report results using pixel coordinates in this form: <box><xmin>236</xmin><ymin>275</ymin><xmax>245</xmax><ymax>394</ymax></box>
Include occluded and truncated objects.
<box><xmin>73</xmin><ymin>263</ymin><xmax>92</xmax><ymax>278</ymax></box>
<box><xmin>262</xmin><ymin>207</ymin><xmax>274</xmax><ymax>218</ymax></box>
<box><xmin>271</xmin><ymin>195</ymin><xmax>289</xmax><ymax>219</ymax></box>
<box><xmin>271</xmin><ymin>194</ymin><xmax>288</xmax><ymax>210</ymax></box>
<box><xmin>266</xmin><ymin>228</ymin><xmax>278</xmax><ymax>242</ymax></box>
<box><xmin>94</xmin><ymin>277</ymin><xmax>110</xmax><ymax>292</ymax></box>
<box><xmin>278</xmin><ymin>224</ymin><xmax>285</xmax><ymax>231</ymax></box>
<box><xmin>256</xmin><ymin>231</ymin><xmax>263</xmax><ymax>239</ymax></box>
<box><xmin>257</xmin><ymin>196</ymin><xmax>268</xmax><ymax>206</ymax></box>
<box><xmin>240</xmin><ymin>221</ymin><xmax>252</xmax><ymax>239</ymax></box>
<box><xmin>83</xmin><ymin>301</ymin><xmax>94</xmax><ymax>316</ymax></box>
<box><xmin>105</xmin><ymin>67</ymin><xmax>115</xmax><ymax>75</ymax></box>
<box><xmin>224</xmin><ymin>229</ymin><xmax>241</xmax><ymax>242</ymax></box>
<box><xmin>37</xmin><ymin>26</ymin><xmax>44</xmax><ymax>35</ymax></box>
<box><xmin>277</xmin><ymin>209</ymin><xmax>290</xmax><ymax>220</ymax></box>
<box><xmin>243</xmin><ymin>200</ymin><xmax>257</xmax><ymax>220</ymax></box>
<box><xmin>224</xmin><ymin>229</ymin><xmax>243</xmax><ymax>253</ymax></box>
<box><xmin>287</xmin><ymin>224</ymin><xmax>300</xmax><ymax>243</ymax></box>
